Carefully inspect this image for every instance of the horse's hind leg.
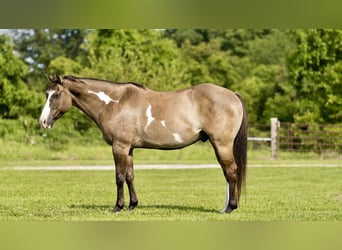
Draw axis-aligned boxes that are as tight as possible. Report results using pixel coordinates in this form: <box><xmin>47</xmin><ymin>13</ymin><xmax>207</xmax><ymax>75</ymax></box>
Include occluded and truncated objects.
<box><xmin>212</xmin><ymin>142</ymin><xmax>239</xmax><ymax>213</ymax></box>
<box><xmin>222</xmin><ymin>161</ymin><xmax>239</xmax><ymax>213</ymax></box>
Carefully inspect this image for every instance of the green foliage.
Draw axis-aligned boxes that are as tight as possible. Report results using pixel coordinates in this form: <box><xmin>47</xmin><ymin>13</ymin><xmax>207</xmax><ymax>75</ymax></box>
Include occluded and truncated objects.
<box><xmin>1</xmin><ymin>29</ymin><xmax>342</xmax><ymax>152</ymax></box>
<box><xmin>180</xmin><ymin>39</ymin><xmax>240</xmax><ymax>88</ymax></box>
<box><xmin>288</xmin><ymin>29</ymin><xmax>342</xmax><ymax>123</ymax></box>
<box><xmin>163</xmin><ymin>29</ymin><xmax>208</xmax><ymax>47</ymax></box>
<box><xmin>248</xmin><ymin>30</ymin><xmax>294</xmax><ymax>65</ymax></box>
<box><xmin>13</xmin><ymin>29</ymin><xmax>88</xmax><ymax>74</ymax></box>
<box><xmin>81</xmin><ymin>29</ymin><xmax>189</xmax><ymax>91</ymax></box>
<box><xmin>0</xmin><ymin>35</ymin><xmax>42</xmax><ymax>119</ymax></box>
<box><xmin>48</xmin><ymin>56</ymin><xmax>83</xmax><ymax>75</ymax></box>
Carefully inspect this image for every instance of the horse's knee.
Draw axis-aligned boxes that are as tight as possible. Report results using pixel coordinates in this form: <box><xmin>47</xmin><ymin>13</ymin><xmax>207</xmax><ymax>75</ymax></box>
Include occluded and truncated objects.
<box><xmin>116</xmin><ymin>173</ymin><xmax>125</xmax><ymax>185</ymax></box>
<box><xmin>126</xmin><ymin>169</ymin><xmax>134</xmax><ymax>183</ymax></box>
<box><xmin>227</xmin><ymin>168</ymin><xmax>238</xmax><ymax>182</ymax></box>
<box><xmin>222</xmin><ymin>160</ymin><xmax>238</xmax><ymax>179</ymax></box>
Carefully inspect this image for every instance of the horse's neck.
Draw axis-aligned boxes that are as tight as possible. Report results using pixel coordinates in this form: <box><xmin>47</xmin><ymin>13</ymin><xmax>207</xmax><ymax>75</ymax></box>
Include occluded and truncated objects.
<box><xmin>69</xmin><ymin>82</ymin><xmax>124</xmax><ymax>126</ymax></box>
<box><xmin>71</xmin><ymin>93</ymin><xmax>101</xmax><ymax>124</ymax></box>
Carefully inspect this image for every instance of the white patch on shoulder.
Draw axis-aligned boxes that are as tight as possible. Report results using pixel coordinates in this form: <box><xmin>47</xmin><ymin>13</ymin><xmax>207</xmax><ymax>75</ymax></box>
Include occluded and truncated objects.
<box><xmin>160</xmin><ymin>120</ymin><xmax>166</xmax><ymax>127</ymax></box>
<box><xmin>144</xmin><ymin>104</ymin><xmax>155</xmax><ymax>131</ymax></box>
<box><xmin>172</xmin><ymin>133</ymin><xmax>183</xmax><ymax>143</ymax></box>
<box><xmin>88</xmin><ymin>90</ymin><xmax>119</xmax><ymax>104</ymax></box>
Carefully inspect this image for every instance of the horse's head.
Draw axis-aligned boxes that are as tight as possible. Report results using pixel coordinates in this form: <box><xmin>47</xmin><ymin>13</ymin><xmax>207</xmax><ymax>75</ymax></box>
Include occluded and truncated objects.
<box><xmin>39</xmin><ymin>74</ymin><xmax>73</xmax><ymax>129</ymax></box>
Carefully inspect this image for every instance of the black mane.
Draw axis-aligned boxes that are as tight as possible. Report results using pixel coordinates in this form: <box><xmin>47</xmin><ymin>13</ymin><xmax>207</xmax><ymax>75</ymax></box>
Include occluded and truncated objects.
<box><xmin>64</xmin><ymin>75</ymin><xmax>145</xmax><ymax>89</ymax></box>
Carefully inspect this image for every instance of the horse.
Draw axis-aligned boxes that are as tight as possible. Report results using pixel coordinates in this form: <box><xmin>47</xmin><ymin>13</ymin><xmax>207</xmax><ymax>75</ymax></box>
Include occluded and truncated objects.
<box><xmin>39</xmin><ymin>74</ymin><xmax>248</xmax><ymax>213</ymax></box>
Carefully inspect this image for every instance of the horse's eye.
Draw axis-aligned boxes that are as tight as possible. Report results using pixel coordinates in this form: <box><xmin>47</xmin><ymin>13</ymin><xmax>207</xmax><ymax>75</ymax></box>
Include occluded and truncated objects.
<box><xmin>53</xmin><ymin>92</ymin><xmax>61</xmax><ymax>98</ymax></box>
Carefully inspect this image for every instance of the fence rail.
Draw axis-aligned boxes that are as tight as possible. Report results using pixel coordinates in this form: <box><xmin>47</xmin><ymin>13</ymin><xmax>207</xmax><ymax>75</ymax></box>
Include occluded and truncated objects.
<box><xmin>248</xmin><ymin>118</ymin><xmax>342</xmax><ymax>159</ymax></box>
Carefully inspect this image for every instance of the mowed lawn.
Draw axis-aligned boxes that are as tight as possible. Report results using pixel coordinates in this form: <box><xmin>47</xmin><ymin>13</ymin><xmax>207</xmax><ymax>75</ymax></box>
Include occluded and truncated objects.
<box><xmin>0</xmin><ymin>166</ymin><xmax>341</xmax><ymax>221</ymax></box>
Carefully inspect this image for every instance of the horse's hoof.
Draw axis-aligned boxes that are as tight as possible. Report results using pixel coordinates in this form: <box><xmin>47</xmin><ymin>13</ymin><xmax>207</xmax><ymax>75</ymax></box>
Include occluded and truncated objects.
<box><xmin>112</xmin><ymin>205</ymin><xmax>124</xmax><ymax>213</ymax></box>
<box><xmin>221</xmin><ymin>205</ymin><xmax>237</xmax><ymax>214</ymax></box>
<box><xmin>127</xmin><ymin>201</ymin><xmax>138</xmax><ymax>211</ymax></box>
<box><xmin>224</xmin><ymin>207</ymin><xmax>234</xmax><ymax>213</ymax></box>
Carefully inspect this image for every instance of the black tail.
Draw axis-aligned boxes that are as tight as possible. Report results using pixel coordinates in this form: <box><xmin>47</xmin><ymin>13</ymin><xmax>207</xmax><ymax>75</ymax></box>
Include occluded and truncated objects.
<box><xmin>233</xmin><ymin>93</ymin><xmax>248</xmax><ymax>202</ymax></box>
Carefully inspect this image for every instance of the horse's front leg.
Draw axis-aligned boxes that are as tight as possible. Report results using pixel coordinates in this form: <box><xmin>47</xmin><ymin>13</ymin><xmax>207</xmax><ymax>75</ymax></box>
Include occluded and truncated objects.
<box><xmin>112</xmin><ymin>142</ymin><xmax>130</xmax><ymax>213</ymax></box>
<box><xmin>126</xmin><ymin>149</ymin><xmax>138</xmax><ymax>211</ymax></box>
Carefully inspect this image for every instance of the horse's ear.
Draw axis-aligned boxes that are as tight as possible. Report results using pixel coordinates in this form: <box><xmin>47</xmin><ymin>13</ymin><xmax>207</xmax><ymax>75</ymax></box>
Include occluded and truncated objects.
<box><xmin>47</xmin><ymin>74</ymin><xmax>63</xmax><ymax>85</ymax></box>
<box><xmin>47</xmin><ymin>74</ymin><xmax>55</xmax><ymax>83</ymax></box>
<box><xmin>55</xmin><ymin>74</ymin><xmax>63</xmax><ymax>85</ymax></box>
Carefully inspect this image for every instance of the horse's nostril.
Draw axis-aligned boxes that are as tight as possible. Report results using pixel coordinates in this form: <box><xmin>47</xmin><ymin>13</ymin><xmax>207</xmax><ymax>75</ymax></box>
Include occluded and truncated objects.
<box><xmin>40</xmin><ymin>118</ymin><xmax>47</xmax><ymax>128</ymax></box>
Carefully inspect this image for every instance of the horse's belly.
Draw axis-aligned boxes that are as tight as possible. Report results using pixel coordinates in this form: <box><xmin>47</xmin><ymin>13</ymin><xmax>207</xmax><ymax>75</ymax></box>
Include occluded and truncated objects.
<box><xmin>141</xmin><ymin>125</ymin><xmax>201</xmax><ymax>149</ymax></box>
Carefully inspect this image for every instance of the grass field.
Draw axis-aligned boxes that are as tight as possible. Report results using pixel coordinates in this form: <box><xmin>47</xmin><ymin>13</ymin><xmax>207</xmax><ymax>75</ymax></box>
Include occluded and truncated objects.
<box><xmin>1</xmin><ymin>138</ymin><xmax>340</xmax><ymax>167</ymax></box>
<box><xmin>0</xmin><ymin>166</ymin><xmax>341</xmax><ymax>221</ymax></box>
<box><xmin>1</xmin><ymin>137</ymin><xmax>341</xmax><ymax>221</ymax></box>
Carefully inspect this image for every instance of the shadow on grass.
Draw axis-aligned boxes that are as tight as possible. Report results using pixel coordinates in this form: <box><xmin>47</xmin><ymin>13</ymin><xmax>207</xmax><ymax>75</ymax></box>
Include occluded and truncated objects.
<box><xmin>69</xmin><ymin>204</ymin><xmax>218</xmax><ymax>214</ymax></box>
<box><xmin>139</xmin><ymin>204</ymin><xmax>218</xmax><ymax>213</ymax></box>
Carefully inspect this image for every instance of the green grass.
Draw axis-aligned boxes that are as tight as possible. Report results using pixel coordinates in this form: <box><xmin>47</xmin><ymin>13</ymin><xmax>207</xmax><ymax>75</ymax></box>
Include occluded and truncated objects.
<box><xmin>1</xmin><ymin>138</ymin><xmax>341</xmax><ymax>167</ymax></box>
<box><xmin>0</xmin><ymin>139</ymin><xmax>219</xmax><ymax>167</ymax></box>
<box><xmin>0</xmin><ymin>167</ymin><xmax>341</xmax><ymax>221</ymax></box>
<box><xmin>1</xmin><ymin>134</ymin><xmax>341</xmax><ymax>221</ymax></box>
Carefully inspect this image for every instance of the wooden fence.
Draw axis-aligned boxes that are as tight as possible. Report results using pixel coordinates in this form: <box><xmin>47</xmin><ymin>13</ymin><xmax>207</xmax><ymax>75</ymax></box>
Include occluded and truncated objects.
<box><xmin>248</xmin><ymin>118</ymin><xmax>342</xmax><ymax>159</ymax></box>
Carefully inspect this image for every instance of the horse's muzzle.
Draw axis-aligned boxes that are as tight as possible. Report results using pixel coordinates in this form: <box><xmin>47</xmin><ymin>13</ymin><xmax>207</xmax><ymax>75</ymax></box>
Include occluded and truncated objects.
<box><xmin>39</xmin><ymin>118</ymin><xmax>53</xmax><ymax>129</ymax></box>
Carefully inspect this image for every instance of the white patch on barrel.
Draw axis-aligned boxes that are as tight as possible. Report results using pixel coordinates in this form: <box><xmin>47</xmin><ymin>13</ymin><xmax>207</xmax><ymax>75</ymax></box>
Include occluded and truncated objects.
<box><xmin>173</xmin><ymin>133</ymin><xmax>183</xmax><ymax>143</ymax></box>
<box><xmin>144</xmin><ymin>104</ymin><xmax>155</xmax><ymax>131</ymax></box>
<box><xmin>88</xmin><ymin>90</ymin><xmax>119</xmax><ymax>104</ymax></box>
<box><xmin>39</xmin><ymin>90</ymin><xmax>55</xmax><ymax>127</ymax></box>
<box><xmin>161</xmin><ymin>120</ymin><xmax>166</xmax><ymax>127</ymax></box>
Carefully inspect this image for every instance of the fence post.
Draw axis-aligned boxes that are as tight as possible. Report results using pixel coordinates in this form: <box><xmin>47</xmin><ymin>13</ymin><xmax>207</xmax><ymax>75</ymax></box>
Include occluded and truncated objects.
<box><xmin>270</xmin><ymin>117</ymin><xmax>278</xmax><ymax>160</ymax></box>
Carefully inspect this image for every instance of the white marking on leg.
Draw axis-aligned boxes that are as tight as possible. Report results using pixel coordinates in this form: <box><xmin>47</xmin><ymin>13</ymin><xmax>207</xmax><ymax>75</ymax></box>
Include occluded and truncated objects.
<box><xmin>161</xmin><ymin>120</ymin><xmax>166</xmax><ymax>127</ymax></box>
<box><xmin>221</xmin><ymin>182</ymin><xmax>230</xmax><ymax>213</ymax></box>
<box><xmin>88</xmin><ymin>90</ymin><xmax>119</xmax><ymax>104</ymax></box>
<box><xmin>172</xmin><ymin>133</ymin><xmax>183</xmax><ymax>143</ymax></box>
<box><xmin>144</xmin><ymin>104</ymin><xmax>155</xmax><ymax>131</ymax></box>
<box><xmin>39</xmin><ymin>90</ymin><xmax>55</xmax><ymax>128</ymax></box>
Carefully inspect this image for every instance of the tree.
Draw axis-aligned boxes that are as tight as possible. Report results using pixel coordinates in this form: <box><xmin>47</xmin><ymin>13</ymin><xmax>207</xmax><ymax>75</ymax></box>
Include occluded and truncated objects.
<box><xmin>81</xmin><ymin>29</ymin><xmax>189</xmax><ymax>90</ymax></box>
<box><xmin>248</xmin><ymin>30</ymin><xmax>294</xmax><ymax>65</ymax></box>
<box><xmin>244</xmin><ymin>30</ymin><xmax>295</xmax><ymax>123</ymax></box>
<box><xmin>13</xmin><ymin>29</ymin><xmax>89</xmax><ymax>85</ymax></box>
<box><xmin>0</xmin><ymin>34</ymin><xmax>42</xmax><ymax>119</ymax></box>
<box><xmin>164</xmin><ymin>29</ymin><xmax>272</xmax><ymax>57</ymax></box>
<box><xmin>163</xmin><ymin>29</ymin><xmax>207</xmax><ymax>47</ymax></box>
<box><xmin>180</xmin><ymin>38</ymin><xmax>240</xmax><ymax>88</ymax></box>
<box><xmin>288</xmin><ymin>29</ymin><xmax>342</xmax><ymax>123</ymax></box>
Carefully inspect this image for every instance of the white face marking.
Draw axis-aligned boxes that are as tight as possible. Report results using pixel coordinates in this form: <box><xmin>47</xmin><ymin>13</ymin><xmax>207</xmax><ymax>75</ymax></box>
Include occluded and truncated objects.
<box><xmin>172</xmin><ymin>133</ymin><xmax>183</xmax><ymax>143</ymax></box>
<box><xmin>88</xmin><ymin>90</ymin><xmax>119</xmax><ymax>104</ymax></box>
<box><xmin>160</xmin><ymin>120</ymin><xmax>166</xmax><ymax>127</ymax></box>
<box><xmin>144</xmin><ymin>104</ymin><xmax>155</xmax><ymax>131</ymax></box>
<box><xmin>39</xmin><ymin>90</ymin><xmax>55</xmax><ymax>128</ymax></box>
<box><xmin>221</xmin><ymin>182</ymin><xmax>230</xmax><ymax>213</ymax></box>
